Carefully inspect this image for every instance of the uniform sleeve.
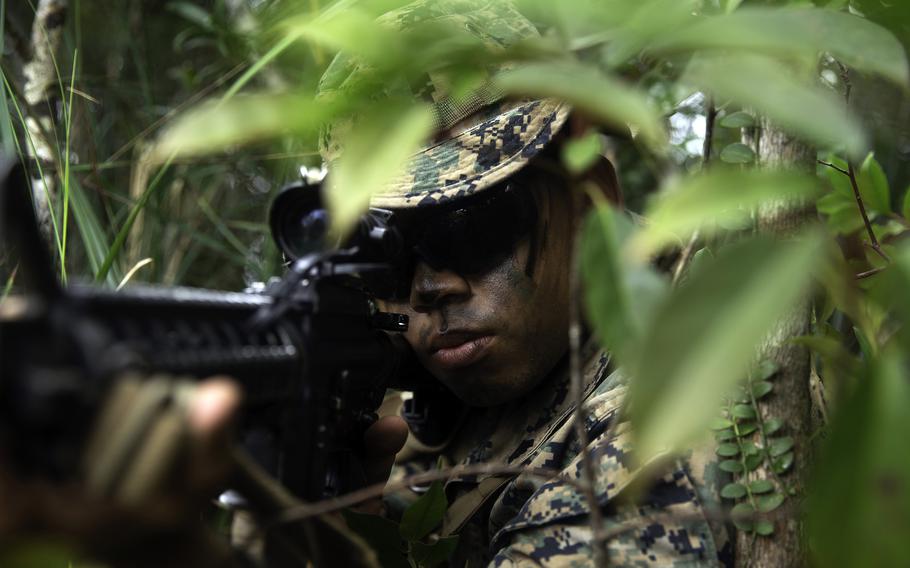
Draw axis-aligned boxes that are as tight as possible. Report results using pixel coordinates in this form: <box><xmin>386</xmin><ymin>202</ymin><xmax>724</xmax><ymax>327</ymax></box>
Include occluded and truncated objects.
<box><xmin>487</xmin><ymin>424</ymin><xmax>726</xmax><ymax>567</ymax></box>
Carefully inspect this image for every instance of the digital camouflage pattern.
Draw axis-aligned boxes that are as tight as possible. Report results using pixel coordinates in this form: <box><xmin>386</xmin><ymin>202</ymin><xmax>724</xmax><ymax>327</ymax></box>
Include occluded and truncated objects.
<box><xmin>391</xmin><ymin>345</ymin><xmax>732</xmax><ymax>567</ymax></box>
<box><xmin>317</xmin><ymin>0</ymin><xmax>570</xmax><ymax>209</ymax></box>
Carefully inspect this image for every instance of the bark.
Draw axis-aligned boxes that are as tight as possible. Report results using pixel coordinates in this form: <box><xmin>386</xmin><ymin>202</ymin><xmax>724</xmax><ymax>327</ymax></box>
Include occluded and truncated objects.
<box><xmin>21</xmin><ymin>0</ymin><xmax>68</xmax><ymax>241</ymax></box>
<box><xmin>735</xmin><ymin>120</ymin><xmax>815</xmax><ymax>568</ymax></box>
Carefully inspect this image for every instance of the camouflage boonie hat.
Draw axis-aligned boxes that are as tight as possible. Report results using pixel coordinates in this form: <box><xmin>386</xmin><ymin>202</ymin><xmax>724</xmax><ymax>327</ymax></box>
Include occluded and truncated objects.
<box><xmin>318</xmin><ymin>0</ymin><xmax>570</xmax><ymax>209</ymax></box>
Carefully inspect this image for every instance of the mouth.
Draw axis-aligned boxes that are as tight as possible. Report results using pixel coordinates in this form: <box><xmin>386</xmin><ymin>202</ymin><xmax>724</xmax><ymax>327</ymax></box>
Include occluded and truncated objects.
<box><xmin>428</xmin><ymin>332</ymin><xmax>494</xmax><ymax>369</ymax></box>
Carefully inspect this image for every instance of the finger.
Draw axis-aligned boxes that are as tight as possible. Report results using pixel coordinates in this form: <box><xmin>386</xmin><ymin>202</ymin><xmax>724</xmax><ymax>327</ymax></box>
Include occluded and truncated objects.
<box><xmin>362</xmin><ymin>415</ymin><xmax>409</xmax><ymax>459</ymax></box>
<box><xmin>188</xmin><ymin>378</ymin><xmax>242</xmax><ymax>438</ymax></box>
<box><xmin>186</xmin><ymin>378</ymin><xmax>243</xmax><ymax>493</ymax></box>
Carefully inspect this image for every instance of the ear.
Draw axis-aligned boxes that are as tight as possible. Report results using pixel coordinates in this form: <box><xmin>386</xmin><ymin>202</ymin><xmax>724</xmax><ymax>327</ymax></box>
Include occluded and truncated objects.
<box><xmin>566</xmin><ymin>113</ymin><xmax>624</xmax><ymax>208</ymax></box>
<box><xmin>582</xmin><ymin>154</ymin><xmax>623</xmax><ymax>208</ymax></box>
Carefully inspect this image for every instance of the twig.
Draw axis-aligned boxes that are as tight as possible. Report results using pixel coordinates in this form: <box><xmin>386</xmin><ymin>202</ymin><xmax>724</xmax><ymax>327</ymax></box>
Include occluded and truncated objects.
<box><xmin>855</xmin><ymin>267</ymin><xmax>887</xmax><ymax>280</ymax></box>
<box><xmin>268</xmin><ymin>463</ymin><xmax>569</xmax><ymax>527</ymax></box>
<box><xmin>816</xmin><ymin>160</ymin><xmax>849</xmax><ymax>177</ymax></box>
<box><xmin>570</xmin><ymin>220</ymin><xmax>609</xmax><ymax>567</ymax></box>
<box><xmin>846</xmin><ymin>159</ymin><xmax>890</xmax><ymax>264</ymax></box>
<box><xmin>671</xmin><ymin>96</ymin><xmax>715</xmax><ymax>285</ymax></box>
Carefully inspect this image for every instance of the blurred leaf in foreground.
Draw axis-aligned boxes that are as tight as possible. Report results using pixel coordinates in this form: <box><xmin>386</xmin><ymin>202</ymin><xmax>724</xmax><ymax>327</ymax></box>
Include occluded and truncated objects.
<box><xmin>808</xmin><ymin>350</ymin><xmax>910</xmax><ymax>568</ymax></box>
<box><xmin>496</xmin><ymin>62</ymin><xmax>667</xmax><ymax>151</ymax></box>
<box><xmin>325</xmin><ymin>104</ymin><xmax>433</xmax><ymax>238</ymax></box>
<box><xmin>581</xmin><ymin>205</ymin><xmax>669</xmax><ymax>364</ymax></box>
<box><xmin>629</xmin><ymin>232</ymin><xmax>825</xmax><ymax>465</ymax></box>
<box><xmin>152</xmin><ymin>94</ymin><xmax>336</xmax><ymax>161</ymax></box>
<box><xmin>653</xmin><ymin>8</ymin><xmax>909</xmax><ymax>86</ymax></box>
<box><xmin>631</xmin><ymin>169</ymin><xmax>819</xmax><ymax>258</ymax></box>
<box><xmin>684</xmin><ymin>54</ymin><xmax>867</xmax><ymax>158</ymax></box>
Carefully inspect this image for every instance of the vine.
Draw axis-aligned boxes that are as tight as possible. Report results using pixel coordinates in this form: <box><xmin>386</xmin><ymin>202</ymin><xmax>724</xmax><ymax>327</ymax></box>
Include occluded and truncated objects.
<box><xmin>713</xmin><ymin>361</ymin><xmax>794</xmax><ymax>536</ymax></box>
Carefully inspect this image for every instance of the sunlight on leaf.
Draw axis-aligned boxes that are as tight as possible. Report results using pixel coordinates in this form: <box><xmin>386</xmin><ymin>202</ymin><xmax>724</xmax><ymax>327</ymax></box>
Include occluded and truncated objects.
<box><xmin>496</xmin><ymin>62</ymin><xmax>667</xmax><ymax>151</ymax></box>
<box><xmin>684</xmin><ymin>54</ymin><xmax>867</xmax><ymax>157</ymax></box>
<box><xmin>153</xmin><ymin>94</ymin><xmax>335</xmax><ymax>161</ymax></box>
<box><xmin>653</xmin><ymin>7</ymin><xmax>909</xmax><ymax>86</ymax></box>
<box><xmin>632</xmin><ymin>169</ymin><xmax>819</xmax><ymax>258</ymax></box>
<box><xmin>325</xmin><ymin>104</ymin><xmax>433</xmax><ymax>238</ymax></box>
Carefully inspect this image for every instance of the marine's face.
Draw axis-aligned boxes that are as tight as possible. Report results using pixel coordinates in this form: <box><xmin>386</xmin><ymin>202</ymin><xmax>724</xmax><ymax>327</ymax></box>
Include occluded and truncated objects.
<box><xmin>385</xmin><ymin>187</ymin><xmax>573</xmax><ymax>407</ymax></box>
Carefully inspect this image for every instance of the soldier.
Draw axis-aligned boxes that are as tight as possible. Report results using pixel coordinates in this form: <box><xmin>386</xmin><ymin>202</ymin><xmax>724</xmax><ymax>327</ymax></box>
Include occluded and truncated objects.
<box><xmin>317</xmin><ymin>1</ymin><xmax>731</xmax><ymax>566</ymax></box>
<box><xmin>0</xmin><ymin>1</ymin><xmax>732</xmax><ymax>567</ymax></box>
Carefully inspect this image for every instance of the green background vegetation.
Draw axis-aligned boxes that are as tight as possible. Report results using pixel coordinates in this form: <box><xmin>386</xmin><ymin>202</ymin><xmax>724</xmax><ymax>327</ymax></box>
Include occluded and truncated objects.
<box><xmin>2</xmin><ymin>0</ymin><xmax>910</xmax><ymax>566</ymax></box>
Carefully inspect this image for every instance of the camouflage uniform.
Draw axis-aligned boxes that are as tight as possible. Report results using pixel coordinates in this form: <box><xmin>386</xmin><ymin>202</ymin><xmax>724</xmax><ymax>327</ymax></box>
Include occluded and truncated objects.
<box><xmin>392</xmin><ymin>343</ymin><xmax>731</xmax><ymax>567</ymax></box>
<box><xmin>320</xmin><ymin>1</ymin><xmax>733</xmax><ymax>565</ymax></box>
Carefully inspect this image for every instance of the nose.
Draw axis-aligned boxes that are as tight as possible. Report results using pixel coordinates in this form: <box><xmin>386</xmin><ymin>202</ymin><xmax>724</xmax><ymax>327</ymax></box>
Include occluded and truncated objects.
<box><xmin>410</xmin><ymin>260</ymin><xmax>471</xmax><ymax>313</ymax></box>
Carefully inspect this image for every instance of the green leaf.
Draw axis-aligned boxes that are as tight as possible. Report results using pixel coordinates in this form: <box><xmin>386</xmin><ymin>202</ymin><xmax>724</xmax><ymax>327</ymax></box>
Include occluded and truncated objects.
<box><xmin>770</xmin><ymin>436</ymin><xmax>795</xmax><ymax>457</ymax></box>
<box><xmin>683</xmin><ymin>54</ymin><xmax>867</xmax><ymax>157</ymax></box>
<box><xmin>166</xmin><ymin>2</ymin><xmax>214</xmax><ymax>30</ymax></box>
<box><xmin>710</xmin><ymin>417</ymin><xmax>734</xmax><ymax>430</ymax></box>
<box><xmin>411</xmin><ymin>536</ymin><xmax>459</xmax><ymax>568</ymax></box>
<box><xmin>630</xmin><ymin>233</ymin><xmax>825</xmax><ymax>465</ymax></box>
<box><xmin>400</xmin><ymin>480</ymin><xmax>447</xmax><ymax>542</ymax></box>
<box><xmin>154</xmin><ymin>94</ymin><xmax>338</xmax><ymax>160</ymax></box>
<box><xmin>749</xmin><ymin>479</ymin><xmax>775</xmax><ymax>494</ymax></box>
<box><xmin>633</xmin><ymin>169</ymin><xmax>819</xmax><ymax>257</ymax></box>
<box><xmin>653</xmin><ymin>7</ymin><xmax>909</xmax><ymax>86</ymax></box>
<box><xmin>715</xmin><ymin>428</ymin><xmax>737</xmax><ymax>441</ymax></box>
<box><xmin>562</xmin><ymin>131</ymin><xmax>603</xmax><ymax>174</ymax></box>
<box><xmin>720</xmin><ymin>459</ymin><xmax>744</xmax><ymax>473</ymax></box>
<box><xmin>751</xmin><ymin>381</ymin><xmax>774</xmax><ymax>399</ymax></box>
<box><xmin>755</xmin><ymin>360</ymin><xmax>779</xmax><ymax>381</ymax></box>
<box><xmin>745</xmin><ymin>453</ymin><xmax>763</xmax><ymax>472</ymax></box>
<box><xmin>68</xmin><ymin>177</ymin><xmax>120</xmax><ymax>286</ymax></box>
<box><xmin>857</xmin><ymin>152</ymin><xmax>891</xmax><ymax>215</ymax></box>
<box><xmin>342</xmin><ymin>509</ymin><xmax>409</xmax><ymax>568</ymax></box>
<box><xmin>773</xmin><ymin>451</ymin><xmax>795</xmax><ymax>474</ymax></box>
<box><xmin>755</xmin><ymin>520</ymin><xmax>775</xmax><ymax>536</ymax></box>
<box><xmin>582</xmin><ymin>206</ymin><xmax>669</xmax><ymax>362</ymax></box>
<box><xmin>717</xmin><ymin>443</ymin><xmax>740</xmax><ymax>457</ymax></box>
<box><xmin>902</xmin><ymin>186</ymin><xmax>910</xmax><ymax>221</ymax></box>
<box><xmin>732</xmin><ymin>404</ymin><xmax>757</xmax><ymax>420</ymax></box>
<box><xmin>762</xmin><ymin>418</ymin><xmax>784</xmax><ymax>436</ymax></box>
<box><xmin>737</xmin><ymin>422</ymin><xmax>758</xmax><ymax>436</ymax></box>
<box><xmin>731</xmin><ymin>502</ymin><xmax>755</xmax><ymax>531</ymax></box>
<box><xmin>741</xmin><ymin>442</ymin><xmax>760</xmax><ymax>457</ymax></box>
<box><xmin>721</xmin><ymin>482</ymin><xmax>747</xmax><ymax>499</ymax></box>
<box><xmin>496</xmin><ymin>62</ymin><xmax>667</xmax><ymax>150</ymax></box>
<box><xmin>720</xmin><ymin>143</ymin><xmax>756</xmax><ymax>164</ymax></box>
<box><xmin>326</xmin><ymin>104</ymin><xmax>434</xmax><ymax>238</ymax></box>
<box><xmin>719</xmin><ymin>111</ymin><xmax>754</xmax><ymax>128</ymax></box>
<box><xmin>808</xmin><ymin>351</ymin><xmax>910</xmax><ymax>568</ymax></box>
<box><xmin>758</xmin><ymin>493</ymin><xmax>785</xmax><ymax>513</ymax></box>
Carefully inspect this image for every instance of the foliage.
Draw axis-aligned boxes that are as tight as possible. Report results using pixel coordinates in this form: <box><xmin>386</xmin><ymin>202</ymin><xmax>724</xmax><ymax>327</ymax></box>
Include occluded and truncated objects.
<box><xmin>3</xmin><ymin>0</ymin><xmax>910</xmax><ymax>566</ymax></box>
<box><xmin>343</xmin><ymin>481</ymin><xmax>457</xmax><ymax>568</ymax></box>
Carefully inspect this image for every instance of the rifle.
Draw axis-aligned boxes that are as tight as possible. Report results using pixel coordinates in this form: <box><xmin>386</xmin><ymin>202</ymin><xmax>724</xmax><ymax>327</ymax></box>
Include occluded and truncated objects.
<box><xmin>0</xmin><ymin>159</ymin><xmax>429</xmax><ymax>564</ymax></box>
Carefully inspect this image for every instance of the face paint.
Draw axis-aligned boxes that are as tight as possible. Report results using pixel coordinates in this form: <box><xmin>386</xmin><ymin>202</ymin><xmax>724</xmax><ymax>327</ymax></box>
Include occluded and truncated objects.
<box><xmin>386</xmin><ymin>182</ymin><xmax>575</xmax><ymax>407</ymax></box>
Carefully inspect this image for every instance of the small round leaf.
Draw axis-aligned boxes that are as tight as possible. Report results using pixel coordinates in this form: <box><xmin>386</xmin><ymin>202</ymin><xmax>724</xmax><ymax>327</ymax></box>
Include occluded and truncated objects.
<box><xmin>720</xmin><ymin>459</ymin><xmax>744</xmax><ymax>473</ymax></box>
<box><xmin>717</xmin><ymin>443</ymin><xmax>740</xmax><ymax>457</ymax></box>
<box><xmin>719</xmin><ymin>111</ymin><xmax>755</xmax><ymax>129</ymax></box>
<box><xmin>773</xmin><ymin>451</ymin><xmax>795</xmax><ymax>474</ymax></box>
<box><xmin>751</xmin><ymin>381</ymin><xmax>773</xmax><ymax>399</ymax></box>
<box><xmin>749</xmin><ymin>479</ymin><xmax>775</xmax><ymax>494</ymax></box>
<box><xmin>763</xmin><ymin>418</ymin><xmax>784</xmax><ymax>436</ymax></box>
<box><xmin>755</xmin><ymin>520</ymin><xmax>775</xmax><ymax>536</ymax></box>
<box><xmin>770</xmin><ymin>436</ymin><xmax>795</xmax><ymax>457</ymax></box>
<box><xmin>758</xmin><ymin>493</ymin><xmax>785</xmax><ymax>513</ymax></box>
<box><xmin>720</xmin><ymin>143</ymin><xmax>756</xmax><ymax>164</ymax></box>
<box><xmin>721</xmin><ymin>482</ymin><xmax>747</xmax><ymax>499</ymax></box>
<box><xmin>733</xmin><ymin>404</ymin><xmax>757</xmax><ymax>420</ymax></box>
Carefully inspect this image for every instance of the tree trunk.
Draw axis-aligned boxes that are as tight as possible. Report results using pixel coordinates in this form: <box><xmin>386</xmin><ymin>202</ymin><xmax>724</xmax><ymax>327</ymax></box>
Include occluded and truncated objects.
<box><xmin>22</xmin><ymin>0</ymin><xmax>68</xmax><ymax>242</ymax></box>
<box><xmin>735</xmin><ymin>120</ymin><xmax>815</xmax><ymax>568</ymax></box>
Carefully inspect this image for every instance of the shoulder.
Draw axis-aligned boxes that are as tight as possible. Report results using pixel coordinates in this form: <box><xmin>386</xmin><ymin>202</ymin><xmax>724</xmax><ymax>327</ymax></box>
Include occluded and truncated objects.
<box><xmin>489</xmin><ymin>380</ymin><xmax>729</xmax><ymax>567</ymax></box>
